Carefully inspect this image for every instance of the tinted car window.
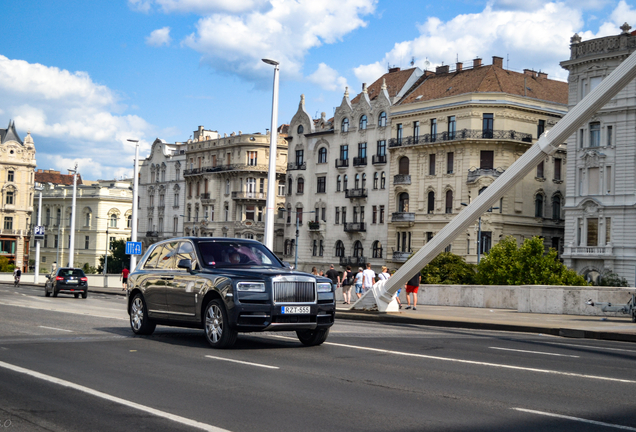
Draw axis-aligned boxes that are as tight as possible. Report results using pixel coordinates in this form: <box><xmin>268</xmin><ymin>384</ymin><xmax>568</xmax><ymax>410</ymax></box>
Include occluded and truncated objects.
<box><xmin>175</xmin><ymin>241</ymin><xmax>197</xmax><ymax>270</ymax></box>
<box><xmin>198</xmin><ymin>241</ymin><xmax>283</xmax><ymax>268</ymax></box>
<box><xmin>156</xmin><ymin>242</ymin><xmax>178</xmax><ymax>270</ymax></box>
<box><xmin>143</xmin><ymin>246</ymin><xmax>163</xmax><ymax>269</ymax></box>
<box><xmin>58</xmin><ymin>269</ymin><xmax>85</xmax><ymax>277</ymax></box>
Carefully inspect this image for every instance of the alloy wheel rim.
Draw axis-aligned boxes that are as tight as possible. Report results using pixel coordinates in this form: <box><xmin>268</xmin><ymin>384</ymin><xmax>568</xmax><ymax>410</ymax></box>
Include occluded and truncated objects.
<box><xmin>206</xmin><ymin>305</ymin><xmax>223</xmax><ymax>343</ymax></box>
<box><xmin>131</xmin><ymin>297</ymin><xmax>144</xmax><ymax>331</ymax></box>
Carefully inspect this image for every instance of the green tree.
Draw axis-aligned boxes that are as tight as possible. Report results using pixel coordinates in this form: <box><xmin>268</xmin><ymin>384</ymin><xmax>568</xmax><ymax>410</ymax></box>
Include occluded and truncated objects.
<box><xmin>595</xmin><ymin>269</ymin><xmax>629</xmax><ymax>287</ymax></box>
<box><xmin>97</xmin><ymin>239</ymin><xmax>130</xmax><ymax>274</ymax></box>
<box><xmin>475</xmin><ymin>236</ymin><xmax>588</xmax><ymax>286</ymax></box>
<box><xmin>0</xmin><ymin>256</ymin><xmax>12</xmax><ymax>272</ymax></box>
<box><xmin>82</xmin><ymin>262</ymin><xmax>98</xmax><ymax>274</ymax></box>
<box><xmin>420</xmin><ymin>252</ymin><xmax>476</xmax><ymax>284</ymax></box>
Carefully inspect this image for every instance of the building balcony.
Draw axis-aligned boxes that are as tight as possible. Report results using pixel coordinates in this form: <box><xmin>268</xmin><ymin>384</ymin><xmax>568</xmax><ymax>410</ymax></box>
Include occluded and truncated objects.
<box><xmin>200</xmin><ymin>193</ymin><xmax>210</xmax><ymax>200</ymax></box>
<box><xmin>308</xmin><ymin>221</ymin><xmax>322</xmax><ymax>231</ymax></box>
<box><xmin>146</xmin><ymin>231</ymin><xmax>159</xmax><ymax>237</ymax></box>
<box><xmin>372</xmin><ymin>155</ymin><xmax>387</xmax><ymax>165</ymax></box>
<box><xmin>287</xmin><ymin>162</ymin><xmax>306</xmax><ymax>171</ymax></box>
<box><xmin>184</xmin><ymin>164</ymin><xmax>275</xmax><ymax>176</ymax></box>
<box><xmin>343</xmin><ymin>222</ymin><xmax>366</xmax><ymax>232</ymax></box>
<box><xmin>231</xmin><ymin>191</ymin><xmax>266</xmax><ymax>201</ymax></box>
<box><xmin>335</xmin><ymin>158</ymin><xmax>349</xmax><ymax>168</ymax></box>
<box><xmin>388</xmin><ymin>129</ymin><xmax>533</xmax><ymax>148</ymax></box>
<box><xmin>393</xmin><ymin>174</ymin><xmax>411</xmax><ymax>185</ymax></box>
<box><xmin>339</xmin><ymin>256</ymin><xmax>367</xmax><ymax>266</ymax></box>
<box><xmin>391</xmin><ymin>212</ymin><xmax>415</xmax><ymax>223</ymax></box>
<box><xmin>566</xmin><ymin>246</ymin><xmax>613</xmax><ymax>257</ymax></box>
<box><xmin>0</xmin><ymin>229</ymin><xmax>22</xmax><ymax>236</ymax></box>
<box><xmin>345</xmin><ymin>188</ymin><xmax>367</xmax><ymax>199</ymax></box>
<box><xmin>353</xmin><ymin>156</ymin><xmax>367</xmax><ymax>167</ymax></box>
<box><xmin>392</xmin><ymin>250</ymin><xmax>411</xmax><ymax>263</ymax></box>
<box><xmin>466</xmin><ymin>167</ymin><xmax>505</xmax><ymax>183</ymax></box>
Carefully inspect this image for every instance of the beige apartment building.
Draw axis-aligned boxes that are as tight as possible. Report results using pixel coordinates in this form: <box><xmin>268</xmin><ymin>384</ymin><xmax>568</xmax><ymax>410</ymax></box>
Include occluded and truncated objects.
<box><xmin>183</xmin><ymin>128</ymin><xmax>288</xmax><ymax>253</ymax></box>
<box><xmin>0</xmin><ymin>121</ymin><xmax>36</xmax><ymax>272</ymax></box>
<box><xmin>35</xmin><ymin>171</ymin><xmax>133</xmax><ymax>272</ymax></box>
<box><xmin>388</xmin><ymin>57</ymin><xmax>569</xmax><ymax>266</ymax></box>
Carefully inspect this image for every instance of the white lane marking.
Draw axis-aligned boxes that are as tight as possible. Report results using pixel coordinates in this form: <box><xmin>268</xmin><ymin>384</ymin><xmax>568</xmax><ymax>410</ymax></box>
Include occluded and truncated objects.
<box><xmin>38</xmin><ymin>326</ymin><xmax>74</xmax><ymax>333</ymax></box>
<box><xmin>543</xmin><ymin>341</ymin><xmax>636</xmax><ymax>354</ymax></box>
<box><xmin>513</xmin><ymin>408</ymin><xmax>636</xmax><ymax>431</ymax></box>
<box><xmin>0</xmin><ymin>360</ymin><xmax>230</xmax><ymax>432</ymax></box>
<box><xmin>270</xmin><ymin>335</ymin><xmax>636</xmax><ymax>384</ymax></box>
<box><xmin>490</xmin><ymin>346</ymin><xmax>580</xmax><ymax>358</ymax></box>
<box><xmin>205</xmin><ymin>355</ymin><xmax>279</xmax><ymax>370</ymax></box>
<box><xmin>0</xmin><ymin>302</ymin><xmax>128</xmax><ymax>321</ymax></box>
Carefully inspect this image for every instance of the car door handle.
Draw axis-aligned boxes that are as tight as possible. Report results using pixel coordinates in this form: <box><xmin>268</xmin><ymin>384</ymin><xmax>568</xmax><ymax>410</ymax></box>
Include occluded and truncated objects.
<box><xmin>161</xmin><ymin>276</ymin><xmax>174</xmax><ymax>280</ymax></box>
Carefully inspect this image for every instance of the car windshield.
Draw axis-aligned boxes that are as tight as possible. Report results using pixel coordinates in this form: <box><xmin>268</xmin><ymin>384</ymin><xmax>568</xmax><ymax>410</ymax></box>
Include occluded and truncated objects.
<box><xmin>198</xmin><ymin>241</ymin><xmax>283</xmax><ymax>269</ymax></box>
<box><xmin>59</xmin><ymin>269</ymin><xmax>85</xmax><ymax>277</ymax></box>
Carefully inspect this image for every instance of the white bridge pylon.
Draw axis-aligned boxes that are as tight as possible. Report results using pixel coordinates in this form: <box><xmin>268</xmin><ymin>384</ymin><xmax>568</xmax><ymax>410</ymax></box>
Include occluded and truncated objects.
<box><xmin>351</xmin><ymin>49</ymin><xmax>636</xmax><ymax>312</ymax></box>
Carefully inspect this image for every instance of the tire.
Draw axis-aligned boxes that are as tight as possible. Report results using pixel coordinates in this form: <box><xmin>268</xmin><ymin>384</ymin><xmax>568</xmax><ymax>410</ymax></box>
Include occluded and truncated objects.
<box><xmin>296</xmin><ymin>328</ymin><xmax>329</xmax><ymax>346</ymax></box>
<box><xmin>74</xmin><ymin>293</ymin><xmax>80</xmax><ymax>298</ymax></box>
<box><xmin>52</xmin><ymin>286</ymin><xmax>59</xmax><ymax>297</ymax></box>
<box><xmin>632</xmin><ymin>311</ymin><xmax>636</xmax><ymax>323</ymax></box>
<box><xmin>130</xmin><ymin>294</ymin><xmax>156</xmax><ymax>335</ymax></box>
<box><xmin>81</xmin><ymin>291</ymin><xmax>87</xmax><ymax>299</ymax></box>
<box><xmin>204</xmin><ymin>299</ymin><xmax>237</xmax><ymax>349</ymax></box>
<box><xmin>44</xmin><ymin>285</ymin><xmax>50</xmax><ymax>297</ymax></box>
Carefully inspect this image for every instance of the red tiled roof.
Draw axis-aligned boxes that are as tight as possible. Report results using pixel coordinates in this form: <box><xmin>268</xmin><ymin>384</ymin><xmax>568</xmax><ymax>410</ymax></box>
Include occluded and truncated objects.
<box><xmin>35</xmin><ymin>170</ymin><xmax>83</xmax><ymax>186</ymax></box>
<box><xmin>351</xmin><ymin>67</ymin><xmax>419</xmax><ymax>104</ymax></box>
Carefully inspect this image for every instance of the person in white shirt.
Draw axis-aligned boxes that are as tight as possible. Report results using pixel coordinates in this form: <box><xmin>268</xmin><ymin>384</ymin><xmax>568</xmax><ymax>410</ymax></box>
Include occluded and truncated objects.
<box><xmin>362</xmin><ymin>263</ymin><xmax>376</xmax><ymax>293</ymax></box>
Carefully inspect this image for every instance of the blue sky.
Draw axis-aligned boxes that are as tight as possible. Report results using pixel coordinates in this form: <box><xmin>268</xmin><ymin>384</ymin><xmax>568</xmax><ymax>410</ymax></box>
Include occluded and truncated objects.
<box><xmin>1</xmin><ymin>0</ymin><xmax>634</xmax><ymax>180</ymax></box>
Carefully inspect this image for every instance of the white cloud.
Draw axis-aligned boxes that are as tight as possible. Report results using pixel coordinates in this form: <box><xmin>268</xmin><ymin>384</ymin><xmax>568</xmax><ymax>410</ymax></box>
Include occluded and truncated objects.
<box><xmin>0</xmin><ymin>55</ymin><xmax>153</xmax><ymax>180</ymax></box>
<box><xmin>146</xmin><ymin>27</ymin><xmax>172</xmax><ymax>47</ymax></box>
<box><xmin>352</xmin><ymin>62</ymin><xmax>386</xmax><ymax>89</ymax></box>
<box><xmin>182</xmin><ymin>0</ymin><xmax>376</xmax><ymax>83</ymax></box>
<box><xmin>307</xmin><ymin>63</ymin><xmax>348</xmax><ymax>92</ymax></box>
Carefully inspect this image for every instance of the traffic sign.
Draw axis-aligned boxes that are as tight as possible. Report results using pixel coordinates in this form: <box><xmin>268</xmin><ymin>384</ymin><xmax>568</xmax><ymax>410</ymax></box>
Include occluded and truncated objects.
<box><xmin>125</xmin><ymin>241</ymin><xmax>143</xmax><ymax>255</ymax></box>
<box><xmin>34</xmin><ymin>225</ymin><xmax>44</xmax><ymax>240</ymax></box>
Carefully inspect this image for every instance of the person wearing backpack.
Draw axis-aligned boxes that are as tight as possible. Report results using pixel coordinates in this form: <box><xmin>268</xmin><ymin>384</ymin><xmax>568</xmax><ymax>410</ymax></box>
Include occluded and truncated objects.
<box><xmin>341</xmin><ymin>265</ymin><xmax>353</xmax><ymax>305</ymax></box>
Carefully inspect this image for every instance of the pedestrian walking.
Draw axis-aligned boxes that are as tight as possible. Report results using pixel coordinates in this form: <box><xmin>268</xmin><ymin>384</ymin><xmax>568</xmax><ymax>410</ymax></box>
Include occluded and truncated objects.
<box><xmin>311</xmin><ymin>267</ymin><xmax>318</xmax><ymax>275</ymax></box>
<box><xmin>378</xmin><ymin>266</ymin><xmax>390</xmax><ymax>281</ymax></box>
<box><xmin>354</xmin><ymin>267</ymin><xmax>364</xmax><ymax>299</ymax></box>
<box><xmin>121</xmin><ymin>267</ymin><xmax>130</xmax><ymax>291</ymax></box>
<box><xmin>325</xmin><ymin>264</ymin><xmax>340</xmax><ymax>290</ymax></box>
<box><xmin>404</xmin><ymin>272</ymin><xmax>421</xmax><ymax>310</ymax></box>
<box><xmin>362</xmin><ymin>262</ymin><xmax>376</xmax><ymax>293</ymax></box>
<box><xmin>341</xmin><ymin>265</ymin><xmax>353</xmax><ymax>304</ymax></box>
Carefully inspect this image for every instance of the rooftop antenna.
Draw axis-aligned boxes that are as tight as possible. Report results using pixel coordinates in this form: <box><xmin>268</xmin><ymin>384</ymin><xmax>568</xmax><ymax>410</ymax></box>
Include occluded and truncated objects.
<box><xmin>410</xmin><ymin>56</ymin><xmax>415</xmax><ymax>67</ymax></box>
<box><xmin>424</xmin><ymin>58</ymin><xmax>431</xmax><ymax>71</ymax></box>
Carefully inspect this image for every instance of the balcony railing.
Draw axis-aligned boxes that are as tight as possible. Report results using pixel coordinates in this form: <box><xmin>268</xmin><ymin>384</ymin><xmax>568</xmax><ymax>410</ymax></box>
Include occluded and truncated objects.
<box><xmin>231</xmin><ymin>191</ymin><xmax>266</xmax><ymax>200</ymax></box>
<box><xmin>339</xmin><ymin>256</ymin><xmax>367</xmax><ymax>266</ymax></box>
<box><xmin>466</xmin><ymin>167</ymin><xmax>505</xmax><ymax>183</ymax></box>
<box><xmin>184</xmin><ymin>164</ymin><xmax>275</xmax><ymax>176</ymax></box>
<box><xmin>200</xmin><ymin>193</ymin><xmax>210</xmax><ymax>200</ymax></box>
<box><xmin>392</xmin><ymin>250</ymin><xmax>411</xmax><ymax>263</ymax></box>
<box><xmin>308</xmin><ymin>221</ymin><xmax>321</xmax><ymax>231</ymax></box>
<box><xmin>388</xmin><ymin>129</ymin><xmax>533</xmax><ymax>148</ymax></box>
<box><xmin>345</xmin><ymin>188</ymin><xmax>367</xmax><ymax>199</ymax></box>
<box><xmin>569</xmin><ymin>246</ymin><xmax>612</xmax><ymax>256</ymax></box>
<box><xmin>372</xmin><ymin>155</ymin><xmax>386</xmax><ymax>164</ymax></box>
<box><xmin>287</xmin><ymin>162</ymin><xmax>306</xmax><ymax>171</ymax></box>
<box><xmin>394</xmin><ymin>174</ymin><xmax>411</xmax><ymax>185</ymax></box>
<box><xmin>343</xmin><ymin>222</ymin><xmax>366</xmax><ymax>232</ymax></box>
<box><xmin>391</xmin><ymin>212</ymin><xmax>415</xmax><ymax>222</ymax></box>
<box><xmin>353</xmin><ymin>156</ymin><xmax>367</xmax><ymax>167</ymax></box>
<box><xmin>146</xmin><ymin>231</ymin><xmax>159</xmax><ymax>237</ymax></box>
<box><xmin>335</xmin><ymin>158</ymin><xmax>349</xmax><ymax>168</ymax></box>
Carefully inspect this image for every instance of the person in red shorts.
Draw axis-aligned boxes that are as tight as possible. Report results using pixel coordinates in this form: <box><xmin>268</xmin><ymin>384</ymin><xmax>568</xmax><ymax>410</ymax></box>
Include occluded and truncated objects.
<box><xmin>121</xmin><ymin>267</ymin><xmax>130</xmax><ymax>291</ymax></box>
<box><xmin>404</xmin><ymin>272</ymin><xmax>421</xmax><ymax>310</ymax></box>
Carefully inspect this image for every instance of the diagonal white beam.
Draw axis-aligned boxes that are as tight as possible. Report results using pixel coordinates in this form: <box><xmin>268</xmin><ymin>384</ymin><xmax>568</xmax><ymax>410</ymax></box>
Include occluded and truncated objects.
<box><xmin>353</xmin><ymin>48</ymin><xmax>636</xmax><ymax>311</ymax></box>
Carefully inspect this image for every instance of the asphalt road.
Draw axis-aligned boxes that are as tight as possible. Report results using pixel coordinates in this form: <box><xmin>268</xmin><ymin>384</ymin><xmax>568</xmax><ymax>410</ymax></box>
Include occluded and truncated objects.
<box><xmin>0</xmin><ymin>283</ymin><xmax>635</xmax><ymax>432</ymax></box>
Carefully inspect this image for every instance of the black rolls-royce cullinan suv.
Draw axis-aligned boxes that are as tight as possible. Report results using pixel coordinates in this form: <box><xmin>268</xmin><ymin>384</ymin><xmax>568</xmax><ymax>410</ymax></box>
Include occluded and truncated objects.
<box><xmin>126</xmin><ymin>237</ymin><xmax>336</xmax><ymax>348</ymax></box>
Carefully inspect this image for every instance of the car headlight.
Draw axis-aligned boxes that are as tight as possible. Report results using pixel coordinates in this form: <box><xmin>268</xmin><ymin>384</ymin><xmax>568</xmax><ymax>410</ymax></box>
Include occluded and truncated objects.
<box><xmin>236</xmin><ymin>282</ymin><xmax>266</xmax><ymax>292</ymax></box>
<box><xmin>317</xmin><ymin>282</ymin><xmax>332</xmax><ymax>293</ymax></box>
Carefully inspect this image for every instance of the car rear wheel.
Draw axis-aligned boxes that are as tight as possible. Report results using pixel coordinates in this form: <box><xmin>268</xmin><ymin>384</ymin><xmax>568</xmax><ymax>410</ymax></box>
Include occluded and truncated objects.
<box><xmin>204</xmin><ymin>299</ymin><xmax>237</xmax><ymax>349</ymax></box>
<box><xmin>130</xmin><ymin>294</ymin><xmax>156</xmax><ymax>335</ymax></box>
<box><xmin>81</xmin><ymin>290</ymin><xmax>87</xmax><ymax>299</ymax></box>
<box><xmin>44</xmin><ymin>285</ymin><xmax>50</xmax><ymax>297</ymax></box>
<box><xmin>52</xmin><ymin>286</ymin><xmax>59</xmax><ymax>297</ymax></box>
<box><xmin>74</xmin><ymin>293</ymin><xmax>79</xmax><ymax>298</ymax></box>
<box><xmin>296</xmin><ymin>328</ymin><xmax>329</xmax><ymax>346</ymax></box>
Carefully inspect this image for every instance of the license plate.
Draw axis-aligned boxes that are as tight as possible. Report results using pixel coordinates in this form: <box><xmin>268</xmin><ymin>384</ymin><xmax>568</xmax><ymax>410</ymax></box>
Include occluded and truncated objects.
<box><xmin>282</xmin><ymin>306</ymin><xmax>310</xmax><ymax>314</ymax></box>
<box><xmin>67</xmin><ymin>280</ymin><xmax>78</xmax><ymax>284</ymax></box>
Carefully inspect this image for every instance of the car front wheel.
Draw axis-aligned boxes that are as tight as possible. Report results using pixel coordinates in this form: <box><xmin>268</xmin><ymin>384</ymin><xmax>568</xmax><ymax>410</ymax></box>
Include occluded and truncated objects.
<box><xmin>130</xmin><ymin>294</ymin><xmax>156</xmax><ymax>335</ymax></box>
<box><xmin>204</xmin><ymin>299</ymin><xmax>237</xmax><ymax>349</ymax></box>
<box><xmin>296</xmin><ymin>328</ymin><xmax>329</xmax><ymax>346</ymax></box>
<box><xmin>44</xmin><ymin>285</ymin><xmax>50</xmax><ymax>297</ymax></box>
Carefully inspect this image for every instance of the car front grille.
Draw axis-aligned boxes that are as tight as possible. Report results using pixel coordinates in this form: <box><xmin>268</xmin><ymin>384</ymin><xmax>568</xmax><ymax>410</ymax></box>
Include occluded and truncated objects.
<box><xmin>273</xmin><ymin>280</ymin><xmax>316</xmax><ymax>304</ymax></box>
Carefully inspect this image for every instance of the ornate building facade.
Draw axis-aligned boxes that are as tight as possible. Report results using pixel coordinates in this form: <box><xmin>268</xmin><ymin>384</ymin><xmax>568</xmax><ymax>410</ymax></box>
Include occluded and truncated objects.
<box><xmin>0</xmin><ymin>121</ymin><xmax>36</xmax><ymax>272</ymax></box>
<box><xmin>388</xmin><ymin>57</ymin><xmax>568</xmax><ymax>266</ymax></box>
<box><xmin>560</xmin><ymin>25</ymin><xmax>636</xmax><ymax>284</ymax></box>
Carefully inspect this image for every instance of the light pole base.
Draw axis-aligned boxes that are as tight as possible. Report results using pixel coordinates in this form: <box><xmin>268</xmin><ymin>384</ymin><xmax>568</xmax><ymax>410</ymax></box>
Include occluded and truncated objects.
<box><xmin>350</xmin><ymin>280</ymin><xmax>399</xmax><ymax>312</ymax></box>
<box><xmin>103</xmin><ymin>275</ymin><xmax>108</xmax><ymax>288</ymax></box>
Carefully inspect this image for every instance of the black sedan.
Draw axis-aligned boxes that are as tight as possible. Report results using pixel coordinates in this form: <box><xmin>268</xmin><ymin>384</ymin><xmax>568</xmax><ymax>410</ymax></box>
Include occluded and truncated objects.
<box><xmin>127</xmin><ymin>237</ymin><xmax>336</xmax><ymax>348</ymax></box>
<box><xmin>45</xmin><ymin>268</ymin><xmax>88</xmax><ymax>298</ymax></box>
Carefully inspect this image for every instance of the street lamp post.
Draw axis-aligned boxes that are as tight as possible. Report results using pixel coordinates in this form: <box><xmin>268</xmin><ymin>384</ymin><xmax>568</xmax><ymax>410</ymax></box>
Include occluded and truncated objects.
<box><xmin>68</xmin><ymin>164</ymin><xmax>78</xmax><ymax>267</ymax></box>
<box><xmin>280</xmin><ymin>208</ymin><xmax>314</xmax><ymax>269</ymax></box>
<box><xmin>128</xmin><ymin>139</ymin><xmax>140</xmax><ymax>271</ymax></box>
<box><xmin>34</xmin><ymin>183</ymin><xmax>44</xmax><ymax>284</ymax></box>
<box><xmin>262</xmin><ymin>58</ymin><xmax>280</xmax><ymax>251</ymax></box>
<box><xmin>461</xmin><ymin>203</ymin><xmax>499</xmax><ymax>263</ymax></box>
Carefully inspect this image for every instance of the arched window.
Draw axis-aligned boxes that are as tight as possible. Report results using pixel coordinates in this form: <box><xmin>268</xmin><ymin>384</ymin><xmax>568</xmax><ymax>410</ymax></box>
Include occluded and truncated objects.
<box><xmin>535</xmin><ymin>194</ymin><xmax>544</xmax><ymax>218</ymax></box>
<box><xmin>284</xmin><ymin>240</ymin><xmax>291</xmax><ymax>255</ymax></box>
<box><xmin>353</xmin><ymin>241</ymin><xmax>363</xmax><ymax>257</ymax></box>
<box><xmin>56</xmin><ymin>208</ymin><xmax>61</xmax><ymax>225</ymax></box>
<box><xmin>359</xmin><ymin>115</ymin><xmax>367</xmax><ymax>130</ymax></box>
<box><xmin>354</xmin><ymin>174</ymin><xmax>360</xmax><ymax>189</ymax></box>
<box><xmin>378</xmin><ymin>111</ymin><xmax>387</xmax><ymax>127</ymax></box>
<box><xmin>46</xmin><ymin>208</ymin><xmax>51</xmax><ymax>225</ymax></box>
<box><xmin>341</xmin><ymin>118</ymin><xmax>349</xmax><ymax>132</ymax></box>
<box><xmin>399</xmin><ymin>157</ymin><xmax>409</xmax><ymax>175</ymax></box>
<box><xmin>288</xmin><ymin>177</ymin><xmax>292</xmax><ymax>195</ymax></box>
<box><xmin>362</xmin><ymin>173</ymin><xmax>366</xmax><ymax>189</ymax></box>
<box><xmin>318</xmin><ymin>147</ymin><xmax>327</xmax><ymax>164</ymax></box>
<box><xmin>398</xmin><ymin>193</ymin><xmax>409</xmax><ymax>212</ymax></box>
<box><xmin>297</xmin><ymin>124</ymin><xmax>304</xmax><ymax>134</ymax></box>
<box><xmin>204</xmin><ymin>178</ymin><xmax>208</xmax><ymax>193</ymax></box>
<box><xmin>127</xmin><ymin>214</ymin><xmax>132</xmax><ymax>228</ymax></box>
<box><xmin>297</xmin><ymin>178</ymin><xmax>305</xmax><ymax>194</ymax></box>
<box><xmin>85</xmin><ymin>212</ymin><xmax>91</xmax><ymax>227</ymax></box>
<box><xmin>110</xmin><ymin>213</ymin><xmax>118</xmax><ymax>228</ymax></box>
<box><xmin>380</xmin><ymin>172</ymin><xmax>386</xmax><ymax>189</ymax></box>
<box><xmin>286</xmin><ymin>205</ymin><xmax>292</xmax><ymax>223</ymax></box>
<box><xmin>373</xmin><ymin>172</ymin><xmax>378</xmax><ymax>189</ymax></box>
<box><xmin>343</xmin><ymin>175</ymin><xmax>348</xmax><ymax>190</ymax></box>
<box><xmin>336</xmin><ymin>175</ymin><xmax>341</xmax><ymax>192</ymax></box>
<box><xmin>427</xmin><ymin>191</ymin><xmax>435</xmax><ymax>214</ymax></box>
<box><xmin>335</xmin><ymin>240</ymin><xmax>345</xmax><ymax>257</ymax></box>
<box><xmin>445</xmin><ymin>190</ymin><xmax>453</xmax><ymax>214</ymax></box>
<box><xmin>552</xmin><ymin>195</ymin><xmax>561</xmax><ymax>220</ymax></box>
<box><xmin>372</xmin><ymin>241</ymin><xmax>383</xmax><ymax>258</ymax></box>
<box><xmin>290</xmin><ymin>239</ymin><xmax>296</xmax><ymax>256</ymax></box>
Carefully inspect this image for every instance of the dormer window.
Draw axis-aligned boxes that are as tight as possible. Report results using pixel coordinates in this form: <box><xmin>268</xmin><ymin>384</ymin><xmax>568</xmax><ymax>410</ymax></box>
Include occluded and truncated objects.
<box><xmin>359</xmin><ymin>115</ymin><xmax>367</xmax><ymax>130</ymax></box>
<box><xmin>378</xmin><ymin>112</ymin><xmax>387</xmax><ymax>127</ymax></box>
<box><xmin>297</xmin><ymin>125</ymin><xmax>304</xmax><ymax>134</ymax></box>
<box><xmin>341</xmin><ymin>118</ymin><xmax>349</xmax><ymax>133</ymax></box>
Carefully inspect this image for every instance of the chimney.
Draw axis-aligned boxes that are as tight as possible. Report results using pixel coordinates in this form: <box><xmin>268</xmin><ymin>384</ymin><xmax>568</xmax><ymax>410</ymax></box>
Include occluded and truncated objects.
<box><xmin>436</xmin><ymin>65</ymin><xmax>450</xmax><ymax>74</ymax></box>
<box><xmin>388</xmin><ymin>67</ymin><xmax>401</xmax><ymax>73</ymax></box>
<box><xmin>473</xmin><ymin>58</ymin><xmax>482</xmax><ymax>68</ymax></box>
<box><xmin>456</xmin><ymin>62</ymin><xmax>463</xmax><ymax>72</ymax></box>
<box><xmin>198</xmin><ymin>125</ymin><xmax>204</xmax><ymax>134</ymax></box>
<box><xmin>538</xmin><ymin>71</ymin><xmax>548</xmax><ymax>79</ymax></box>
<box><xmin>362</xmin><ymin>83</ymin><xmax>367</xmax><ymax>92</ymax></box>
<box><xmin>523</xmin><ymin>69</ymin><xmax>536</xmax><ymax>77</ymax></box>
<box><xmin>492</xmin><ymin>56</ymin><xmax>503</xmax><ymax>68</ymax></box>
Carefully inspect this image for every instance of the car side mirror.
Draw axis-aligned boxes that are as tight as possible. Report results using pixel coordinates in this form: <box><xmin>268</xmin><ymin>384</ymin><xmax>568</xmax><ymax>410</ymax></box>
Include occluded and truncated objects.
<box><xmin>177</xmin><ymin>259</ymin><xmax>192</xmax><ymax>270</ymax></box>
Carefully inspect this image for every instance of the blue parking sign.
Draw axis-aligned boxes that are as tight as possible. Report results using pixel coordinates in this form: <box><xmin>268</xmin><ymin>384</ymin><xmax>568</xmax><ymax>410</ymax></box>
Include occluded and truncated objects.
<box><xmin>126</xmin><ymin>241</ymin><xmax>142</xmax><ymax>255</ymax></box>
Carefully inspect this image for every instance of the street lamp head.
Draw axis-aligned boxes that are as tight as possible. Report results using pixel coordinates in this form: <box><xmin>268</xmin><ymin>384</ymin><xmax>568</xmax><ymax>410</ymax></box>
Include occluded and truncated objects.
<box><xmin>262</xmin><ymin>58</ymin><xmax>279</xmax><ymax>66</ymax></box>
<box><xmin>127</xmin><ymin>139</ymin><xmax>139</xmax><ymax>143</ymax></box>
